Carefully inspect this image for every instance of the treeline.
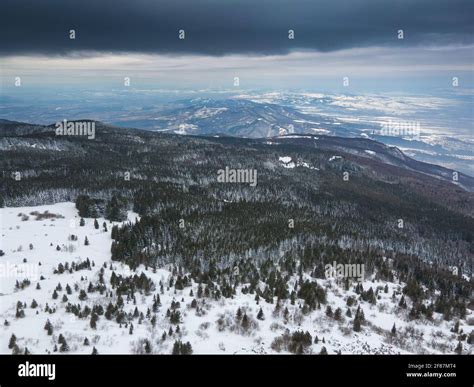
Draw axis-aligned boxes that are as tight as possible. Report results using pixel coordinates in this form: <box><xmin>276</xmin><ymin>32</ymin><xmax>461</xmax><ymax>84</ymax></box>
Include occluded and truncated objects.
<box><xmin>76</xmin><ymin>194</ymin><xmax>128</xmax><ymax>221</ymax></box>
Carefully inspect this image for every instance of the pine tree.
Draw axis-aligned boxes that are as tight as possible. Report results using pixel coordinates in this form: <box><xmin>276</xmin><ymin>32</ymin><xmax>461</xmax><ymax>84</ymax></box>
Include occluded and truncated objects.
<box><xmin>12</xmin><ymin>344</ymin><xmax>21</xmax><ymax>355</ymax></box>
<box><xmin>183</xmin><ymin>342</ymin><xmax>193</xmax><ymax>355</ymax></box>
<box><xmin>60</xmin><ymin>340</ymin><xmax>69</xmax><ymax>352</ymax></box>
<box><xmin>196</xmin><ymin>285</ymin><xmax>203</xmax><ymax>298</ymax></box>
<box><xmin>346</xmin><ymin>296</ymin><xmax>355</xmax><ymax>307</ymax></box>
<box><xmin>172</xmin><ymin>341</ymin><xmax>180</xmax><ymax>355</ymax></box>
<box><xmin>80</xmin><ymin>218</ymin><xmax>85</xmax><ymax>227</ymax></box>
<box><xmin>84</xmin><ymin>337</ymin><xmax>90</xmax><ymax>346</ymax></box>
<box><xmin>273</xmin><ymin>300</ymin><xmax>281</xmax><ymax>316</ymax></box>
<box><xmin>169</xmin><ymin>310</ymin><xmax>181</xmax><ymax>324</ymax></box>
<box><xmin>241</xmin><ymin>313</ymin><xmax>250</xmax><ymax>330</ymax></box>
<box><xmin>257</xmin><ymin>308</ymin><xmax>264</xmax><ymax>320</ymax></box>
<box><xmin>320</xmin><ymin>346</ymin><xmax>328</xmax><ymax>355</ymax></box>
<box><xmin>144</xmin><ymin>339</ymin><xmax>152</xmax><ymax>354</ymax></box>
<box><xmin>15</xmin><ymin>305</ymin><xmax>25</xmax><ymax>318</ymax></box>
<box><xmin>84</xmin><ymin>236</ymin><xmax>89</xmax><ymax>246</ymax></box>
<box><xmin>455</xmin><ymin>341</ymin><xmax>462</xmax><ymax>355</ymax></box>
<box><xmin>79</xmin><ymin>289</ymin><xmax>87</xmax><ymax>301</ymax></box>
<box><xmin>391</xmin><ymin>323</ymin><xmax>396</xmax><ymax>336</ymax></box>
<box><xmin>467</xmin><ymin>331</ymin><xmax>473</xmax><ymax>345</ymax></box>
<box><xmin>453</xmin><ymin>321</ymin><xmax>460</xmax><ymax>334</ymax></box>
<box><xmin>8</xmin><ymin>334</ymin><xmax>16</xmax><ymax>349</ymax></box>
<box><xmin>90</xmin><ymin>313</ymin><xmax>98</xmax><ymax>329</ymax></box>
<box><xmin>366</xmin><ymin>287</ymin><xmax>376</xmax><ymax>304</ymax></box>
<box><xmin>30</xmin><ymin>299</ymin><xmax>38</xmax><ymax>308</ymax></box>
<box><xmin>44</xmin><ymin>319</ymin><xmax>53</xmax><ymax>335</ymax></box>
<box><xmin>171</xmin><ymin>340</ymin><xmax>193</xmax><ymax>355</ymax></box>
<box><xmin>326</xmin><ymin>305</ymin><xmax>333</xmax><ymax>318</ymax></box>
<box><xmin>94</xmin><ymin>219</ymin><xmax>99</xmax><ymax>229</ymax></box>
<box><xmin>399</xmin><ymin>295</ymin><xmax>407</xmax><ymax>308</ymax></box>
<box><xmin>353</xmin><ymin>316</ymin><xmax>361</xmax><ymax>332</ymax></box>
<box><xmin>92</xmin><ymin>346</ymin><xmax>98</xmax><ymax>355</ymax></box>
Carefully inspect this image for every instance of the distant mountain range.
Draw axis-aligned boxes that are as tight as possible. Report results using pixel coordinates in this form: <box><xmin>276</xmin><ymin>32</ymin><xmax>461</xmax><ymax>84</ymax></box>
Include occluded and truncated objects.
<box><xmin>2</xmin><ymin>91</ymin><xmax>472</xmax><ymax>176</ymax></box>
<box><xmin>108</xmin><ymin>98</ymin><xmax>365</xmax><ymax>137</ymax></box>
<box><xmin>107</xmin><ymin>95</ymin><xmax>474</xmax><ymax>178</ymax></box>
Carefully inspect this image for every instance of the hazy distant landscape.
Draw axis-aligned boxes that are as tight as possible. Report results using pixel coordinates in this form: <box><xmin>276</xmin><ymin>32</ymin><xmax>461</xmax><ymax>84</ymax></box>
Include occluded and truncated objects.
<box><xmin>2</xmin><ymin>89</ymin><xmax>473</xmax><ymax>176</ymax></box>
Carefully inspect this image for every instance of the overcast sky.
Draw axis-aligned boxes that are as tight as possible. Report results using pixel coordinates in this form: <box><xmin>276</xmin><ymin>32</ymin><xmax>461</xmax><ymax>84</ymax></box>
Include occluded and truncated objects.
<box><xmin>0</xmin><ymin>0</ymin><xmax>473</xmax><ymax>91</ymax></box>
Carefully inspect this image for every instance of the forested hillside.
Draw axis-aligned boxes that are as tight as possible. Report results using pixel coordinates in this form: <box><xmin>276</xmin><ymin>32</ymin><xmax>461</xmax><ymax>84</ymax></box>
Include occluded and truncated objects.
<box><xmin>1</xmin><ymin>120</ymin><xmax>472</xmax><ymax>354</ymax></box>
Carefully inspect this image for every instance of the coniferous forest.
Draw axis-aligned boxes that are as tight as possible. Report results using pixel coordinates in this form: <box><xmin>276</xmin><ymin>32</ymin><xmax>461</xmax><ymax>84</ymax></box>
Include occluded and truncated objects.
<box><xmin>0</xmin><ymin>120</ymin><xmax>472</xmax><ymax>355</ymax></box>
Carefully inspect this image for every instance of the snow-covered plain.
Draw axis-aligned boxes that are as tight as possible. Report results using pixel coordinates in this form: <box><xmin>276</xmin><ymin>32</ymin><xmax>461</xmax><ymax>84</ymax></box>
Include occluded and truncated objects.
<box><xmin>1</xmin><ymin>203</ymin><xmax>471</xmax><ymax>354</ymax></box>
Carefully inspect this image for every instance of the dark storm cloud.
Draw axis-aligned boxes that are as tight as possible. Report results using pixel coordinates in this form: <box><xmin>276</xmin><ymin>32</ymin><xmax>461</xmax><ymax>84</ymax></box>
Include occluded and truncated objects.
<box><xmin>0</xmin><ymin>0</ymin><xmax>472</xmax><ymax>56</ymax></box>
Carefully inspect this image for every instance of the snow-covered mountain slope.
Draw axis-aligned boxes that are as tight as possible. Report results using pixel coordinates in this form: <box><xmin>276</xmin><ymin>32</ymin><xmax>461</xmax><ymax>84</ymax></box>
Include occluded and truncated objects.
<box><xmin>265</xmin><ymin>134</ymin><xmax>474</xmax><ymax>192</ymax></box>
<box><xmin>110</xmin><ymin>98</ymin><xmax>351</xmax><ymax>138</ymax></box>
<box><xmin>1</xmin><ymin>203</ymin><xmax>471</xmax><ymax>354</ymax></box>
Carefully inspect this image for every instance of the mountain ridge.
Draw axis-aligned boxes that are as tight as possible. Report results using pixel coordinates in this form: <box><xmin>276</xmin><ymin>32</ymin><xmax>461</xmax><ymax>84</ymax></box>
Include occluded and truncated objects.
<box><xmin>2</xmin><ymin>119</ymin><xmax>472</xmax><ymax>192</ymax></box>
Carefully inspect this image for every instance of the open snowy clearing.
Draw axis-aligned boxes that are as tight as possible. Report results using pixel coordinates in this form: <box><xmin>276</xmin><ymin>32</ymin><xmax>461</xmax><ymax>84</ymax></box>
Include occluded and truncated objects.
<box><xmin>1</xmin><ymin>203</ymin><xmax>470</xmax><ymax>354</ymax></box>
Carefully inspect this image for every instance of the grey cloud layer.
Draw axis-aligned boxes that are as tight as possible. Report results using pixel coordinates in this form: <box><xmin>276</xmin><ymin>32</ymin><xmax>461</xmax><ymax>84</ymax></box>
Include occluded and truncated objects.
<box><xmin>1</xmin><ymin>0</ymin><xmax>473</xmax><ymax>56</ymax></box>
